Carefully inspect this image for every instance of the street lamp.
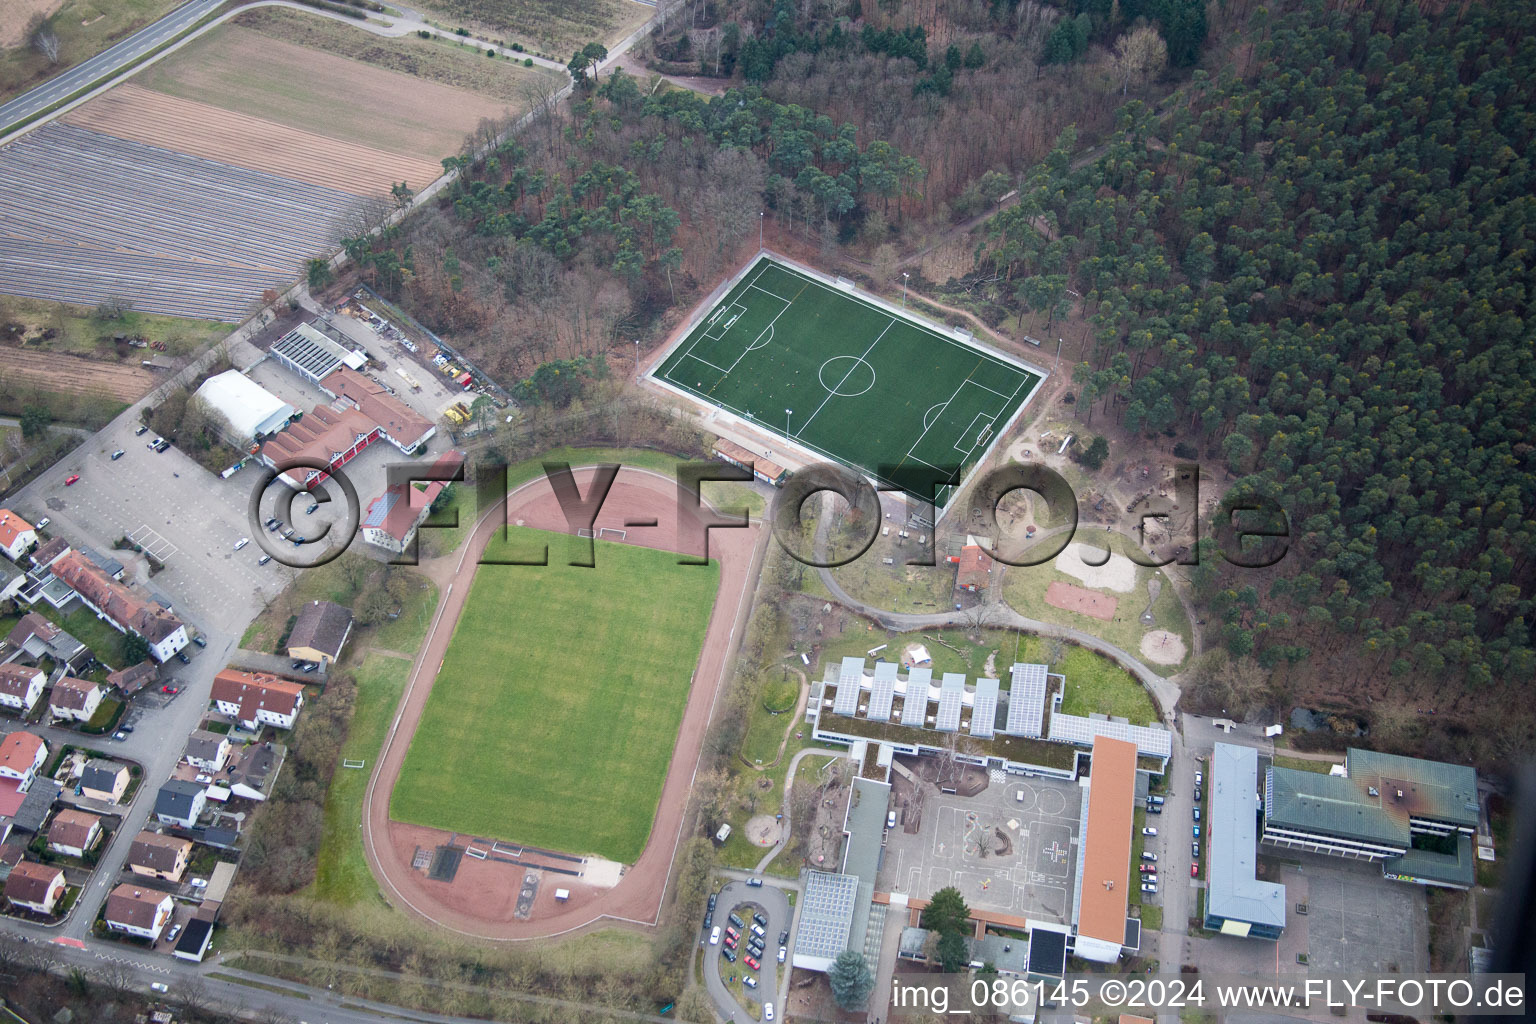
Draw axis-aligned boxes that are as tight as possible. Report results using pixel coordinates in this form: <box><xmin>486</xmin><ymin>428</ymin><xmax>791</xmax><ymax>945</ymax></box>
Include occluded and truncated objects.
<box><xmin>760</xmin><ymin>211</ymin><xmax>764</xmax><ymax>252</ymax></box>
<box><xmin>902</xmin><ymin>271</ymin><xmax>910</xmax><ymax>308</ymax></box>
<box><xmin>634</xmin><ymin>339</ymin><xmax>640</xmax><ymax>380</ymax></box>
<box><xmin>785</xmin><ymin>407</ymin><xmax>793</xmax><ymax>440</ymax></box>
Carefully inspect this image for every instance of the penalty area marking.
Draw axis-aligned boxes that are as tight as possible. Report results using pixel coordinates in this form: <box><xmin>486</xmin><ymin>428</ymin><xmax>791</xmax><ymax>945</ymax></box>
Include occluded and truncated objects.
<box><xmin>343</xmin><ymin>759</ymin><xmax>367</xmax><ymax>769</ymax></box>
<box><xmin>599</xmin><ymin>527</ymin><xmax>628</xmax><ymax>540</ymax></box>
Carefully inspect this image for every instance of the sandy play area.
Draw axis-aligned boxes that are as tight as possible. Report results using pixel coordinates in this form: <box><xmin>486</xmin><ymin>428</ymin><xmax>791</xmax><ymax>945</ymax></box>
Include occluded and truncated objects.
<box><xmin>1045</xmin><ymin>580</ymin><xmax>1118</xmax><ymax>620</ymax></box>
<box><xmin>1140</xmin><ymin>629</ymin><xmax>1188</xmax><ymax>666</ymax></box>
<box><xmin>1054</xmin><ymin>541</ymin><xmax>1137</xmax><ymax>592</ymax></box>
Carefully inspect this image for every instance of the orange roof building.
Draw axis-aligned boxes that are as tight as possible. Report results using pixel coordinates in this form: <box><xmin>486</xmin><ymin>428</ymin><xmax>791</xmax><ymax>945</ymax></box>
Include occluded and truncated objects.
<box><xmin>210</xmin><ymin>669</ymin><xmax>304</xmax><ymax>730</ymax></box>
<box><xmin>0</xmin><ymin>509</ymin><xmax>37</xmax><ymax>561</ymax></box>
<box><xmin>1074</xmin><ymin>736</ymin><xmax>1138</xmax><ymax>962</ymax></box>
<box><xmin>48</xmin><ymin>551</ymin><xmax>188</xmax><ymax>662</ymax></box>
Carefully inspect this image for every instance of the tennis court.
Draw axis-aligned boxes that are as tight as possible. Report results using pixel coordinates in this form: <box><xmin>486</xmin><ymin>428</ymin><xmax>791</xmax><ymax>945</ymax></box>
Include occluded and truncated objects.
<box><xmin>652</xmin><ymin>255</ymin><xmax>1044</xmax><ymax>509</ymax></box>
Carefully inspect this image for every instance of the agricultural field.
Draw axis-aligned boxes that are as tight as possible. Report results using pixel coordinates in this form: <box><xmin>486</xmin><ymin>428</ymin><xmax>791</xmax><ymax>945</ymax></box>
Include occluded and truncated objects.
<box><xmin>135</xmin><ymin>23</ymin><xmax>527</xmax><ymax>169</ymax></box>
<box><xmin>391</xmin><ymin>528</ymin><xmax>720</xmax><ymax>863</ymax></box>
<box><xmin>413</xmin><ymin>0</ymin><xmax>652</xmax><ymax>57</ymax></box>
<box><xmin>0</xmin><ymin>9</ymin><xmax>557</xmax><ymax>322</ymax></box>
<box><xmin>0</xmin><ymin>0</ymin><xmax>183</xmax><ymax>104</ymax></box>
<box><xmin>0</xmin><ymin>347</ymin><xmax>153</xmax><ymax>405</ymax></box>
<box><xmin>999</xmin><ymin>528</ymin><xmax>1193</xmax><ymax>677</ymax></box>
<box><xmin>232</xmin><ymin>8</ymin><xmax>565</xmax><ymax>105</ymax></box>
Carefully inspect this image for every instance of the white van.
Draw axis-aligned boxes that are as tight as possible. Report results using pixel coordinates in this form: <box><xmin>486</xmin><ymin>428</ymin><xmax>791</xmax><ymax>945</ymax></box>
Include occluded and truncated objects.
<box><xmin>886</xmin><ymin>811</ymin><xmax>897</xmax><ymax>829</ymax></box>
<box><xmin>715</xmin><ymin>823</ymin><xmax>732</xmax><ymax>843</ymax></box>
<box><xmin>709</xmin><ymin>926</ymin><xmax>721</xmax><ymax>945</ymax></box>
<box><xmin>764</xmin><ymin>1003</ymin><xmax>774</xmax><ymax>1021</ymax></box>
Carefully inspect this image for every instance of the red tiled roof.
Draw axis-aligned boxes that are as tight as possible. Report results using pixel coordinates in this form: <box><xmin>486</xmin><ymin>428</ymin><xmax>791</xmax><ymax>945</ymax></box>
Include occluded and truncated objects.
<box><xmin>362</xmin><ymin>451</ymin><xmax>463</xmax><ymax>542</ymax></box>
<box><xmin>210</xmin><ymin>669</ymin><xmax>303</xmax><ymax>722</ymax></box>
<box><xmin>0</xmin><ymin>732</ymin><xmax>45</xmax><ymax>776</ymax></box>
<box><xmin>50</xmin><ymin>551</ymin><xmax>184</xmax><ymax>644</ymax></box>
<box><xmin>323</xmin><ymin>367</ymin><xmax>433</xmax><ymax>450</ymax></box>
<box><xmin>956</xmin><ymin>545</ymin><xmax>994</xmax><ymax>591</ymax></box>
<box><xmin>49</xmin><ymin>676</ymin><xmax>100</xmax><ymax>712</ymax></box>
<box><xmin>47</xmin><ymin>809</ymin><xmax>99</xmax><ymax>850</ymax></box>
<box><xmin>1079</xmin><ymin>737</ymin><xmax>1138</xmax><ymax>945</ymax></box>
<box><xmin>0</xmin><ymin>509</ymin><xmax>34</xmax><ymax>550</ymax></box>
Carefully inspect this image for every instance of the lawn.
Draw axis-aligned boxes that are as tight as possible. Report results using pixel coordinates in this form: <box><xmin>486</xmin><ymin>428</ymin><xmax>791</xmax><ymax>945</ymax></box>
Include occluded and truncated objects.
<box><xmin>1271</xmin><ymin>754</ymin><xmax>1338</xmax><ymax>775</ymax></box>
<box><xmin>36</xmin><ymin>601</ymin><xmax>129</xmax><ymax>668</ymax></box>
<box><xmin>1052</xmin><ymin>644</ymin><xmax>1159</xmax><ymax>725</ymax></box>
<box><xmin>242</xmin><ymin>563</ymin><xmax>436</xmax><ymax>657</ymax></box>
<box><xmin>998</xmin><ymin>526</ymin><xmax>1193</xmax><ymax>677</ymax></box>
<box><xmin>827</xmin><ymin>544</ymin><xmax>958</xmax><ymax>615</ymax></box>
<box><xmin>0</xmin><ymin>0</ymin><xmax>186</xmax><ymax>105</ymax></box>
<box><xmin>654</xmin><ymin>255</ymin><xmax>1043</xmax><ymax>509</ymax></box>
<box><xmin>390</xmin><ymin>527</ymin><xmax>720</xmax><ymax>862</ymax></box>
<box><xmin>311</xmin><ymin>652</ymin><xmax>410</xmax><ymax>905</ymax></box>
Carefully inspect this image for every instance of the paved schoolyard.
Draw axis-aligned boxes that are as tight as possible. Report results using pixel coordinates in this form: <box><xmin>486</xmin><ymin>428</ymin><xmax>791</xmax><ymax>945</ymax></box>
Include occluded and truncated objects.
<box><xmin>879</xmin><ymin>768</ymin><xmax>1083</xmax><ymax>924</ymax></box>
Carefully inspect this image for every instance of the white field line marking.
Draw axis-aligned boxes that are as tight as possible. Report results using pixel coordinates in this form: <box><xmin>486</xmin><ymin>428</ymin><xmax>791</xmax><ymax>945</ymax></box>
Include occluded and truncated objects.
<box><xmin>795</xmin><ymin>317</ymin><xmax>895</xmax><ymax>437</ymax></box>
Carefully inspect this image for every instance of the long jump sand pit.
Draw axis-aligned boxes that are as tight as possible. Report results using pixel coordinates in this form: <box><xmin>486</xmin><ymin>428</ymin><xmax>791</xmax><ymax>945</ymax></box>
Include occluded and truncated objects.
<box><xmin>1045</xmin><ymin>580</ymin><xmax>1118</xmax><ymax>621</ymax></box>
<box><xmin>364</xmin><ymin>467</ymin><xmax>762</xmax><ymax>938</ymax></box>
<box><xmin>64</xmin><ymin>85</ymin><xmax>441</xmax><ymax>197</ymax></box>
<box><xmin>1140</xmin><ymin>629</ymin><xmax>1188</xmax><ymax>666</ymax></box>
<box><xmin>1053</xmin><ymin>541</ymin><xmax>1138</xmax><ymax>592</ymax></box>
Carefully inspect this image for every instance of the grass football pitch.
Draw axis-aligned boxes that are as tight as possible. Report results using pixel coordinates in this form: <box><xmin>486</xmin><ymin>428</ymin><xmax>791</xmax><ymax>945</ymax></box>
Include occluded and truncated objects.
<box><xmin>390</xmin><ymin>529</ymin><xmax>719</xmax><ymax>863</ymax></box>
<box><xmin>654</xmin><ymin>256</ymin><xmax>1043</xmax><ymax>507</ymax></box>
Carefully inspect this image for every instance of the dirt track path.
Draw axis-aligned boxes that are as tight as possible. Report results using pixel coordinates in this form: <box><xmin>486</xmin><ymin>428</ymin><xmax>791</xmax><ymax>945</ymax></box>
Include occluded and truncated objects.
<box><xmin>360</xmin><ymin>465</ymin><xmax>765</xmax><ymax>940</ymax></box>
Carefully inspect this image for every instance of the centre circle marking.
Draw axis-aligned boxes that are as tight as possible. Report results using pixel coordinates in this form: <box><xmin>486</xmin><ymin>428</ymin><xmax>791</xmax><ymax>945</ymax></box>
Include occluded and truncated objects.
<box><xmin>818</xmin><ymin>355</ymin><xmax>877</xmax><ymax>398</ymax></box>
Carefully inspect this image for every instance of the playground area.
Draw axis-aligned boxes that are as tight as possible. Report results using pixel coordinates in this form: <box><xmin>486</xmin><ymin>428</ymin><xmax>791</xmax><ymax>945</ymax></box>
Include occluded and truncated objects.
<box><xmin>1044</xmin><ymin>580</ymin><xmax>1118</xmax><ymax>620</ymax></box>
<box><xmin>881</xmin><ymin>757</ymin><xmax>1083</xmax><ymax>924</ymax></box>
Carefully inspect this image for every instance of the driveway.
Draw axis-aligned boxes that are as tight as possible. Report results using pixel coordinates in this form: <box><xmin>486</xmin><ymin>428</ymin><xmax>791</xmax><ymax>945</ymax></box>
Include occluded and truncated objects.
<box><xmin>705</xmin><ymin>876</ymin><xmax>795</xmax><ymax>1023</ymax></box>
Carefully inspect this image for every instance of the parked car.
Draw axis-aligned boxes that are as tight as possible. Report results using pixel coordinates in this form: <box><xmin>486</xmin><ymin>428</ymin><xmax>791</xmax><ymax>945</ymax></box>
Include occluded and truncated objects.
<box><xmin>1148</xmin><ymin>794</ymin><xmax>1165</xmax><ymax>805</ymax></box>
<box><xmin>1142</xmin><ymin>826</ymin><xmax>1158</xmax><ymax>836</ymax></box>
<box><xmin>113</xmin><ymin>731</ymin><xmax>127</xmax><ymax>741</ymax></box>
<box><xmin>777</xmin><ymin>946</ymin><xmax>787</xmax><ymax>963</ymax></box>
<box><xmin>744</xmin><ymin>975</ymin><xmax>758</xmax><ymax>989</ymax></box>
<box><xmin>1193</xmin><ymin>807</ymin><xmax>1201</xmax><ymax>821</ymax></box>
<box><xmin>64</xmin><ymin>474</ymin><xmax>80</xmax><ymax>486</ymax></box>
<box><xmin>265</xmin><ymin>518</ymin><xmax>281</xmax><ymax>531</ymax></box>
<box><xmin>724</xmin><ymin>927</ymin><xmax>738</xmax><ymax>942</ymax></box>
<box><xmin>1191</xmin><ymin>862</ymin><xmax>1199</xmax><ymax>877</ymax></box>
<box><xmin>1194</xmin><ymin>771</ymin><xmax>1204</xmax><ymax>786</ymax></box>
<box><xmin>744</xmin><ymin>955</ymin><xmax>760</xmax><ymax>971</ymax></box>
<box><xmin>750</xmin><ymin>923</ymin><xmax>766</xmax><ymax>939</ymax></box>
<box><xmin>1192</xmin><ymin>841</ymin><xmax>1200</xmax><ymax>858</ymax></box>
<box><xmin>1139</xmin><ymin>864</ymin><xmax>1156</xmax><ymax>874</ymax></box>
<box><xmin>764</xmin><ymin>1002</ymin><xmax>774</xmax><ymax>1021</ymax></box>
<box><xmin>1141</xmin><ymin>882</ymin><xmax>1158</xmax><ymax>894</ymax></box>
<box><xmin>707</xmin><ymin>893</ymin><xmax>718</xmax><ymax>911</ymax></box>
<box><xmin>190</xmin><ymin>878</ymin><xmax>207</xmax><ymax>889</ymax></box>
<box><xmin>302</xmin><ymin>662</ymin><xmax>319</xmax><ymax>673</ymax></box>
<box><xmin>195</xmin><ymin>774</ymin><xmax>212</xmax><ymax>784</ymax></box>
<box><xmin>306</xmin><ymin>503</ymin><xmax>320</xmax><ymax>515</ymax></box>
<box><xmin>234</xmin><ymin>538</ymin><xmax>249</xmax><ymax>551</ymax></box>
<box><xmin>727</xmin><ymin>913</ymin><xmax>744</xmax><ymax>929</ymax></box>
<box><xmin>1193</xmin><ymin>824</ymin><xmax>1201</xmax><ymax>837</ymax></box>
<box><xmin>154</xmin><ymin>439</ymin><xmax>171</xmax><ymax>452</ymax></box>
<box><xmin>35</xmin><ymin>517</ymin><xmax>49</xmax><ymax>530</ymax></box>
<box><xmin>135</xmin><ymin>425</ymin><xmax>149</xmax><ymax>436</ymax></box>
<box><xmin>167</xmin><ymin>924</ymin><xmax>183</xmax><ymax>943</ymax></box>
<box><xmin>148</xmin><ymin>437</ymin><xmax>163</xmax><ymax>449</ymax></box>
<box><xmin>258</xmin><ymin>555</ymin><xmax>271</xmax><ymax>566</ymax></box>
<box><xmin>291</xmin><ymin>660</ymin><xmax>307</xmax><ymax>671</ymax></box>
<box><xmin>720</xmin><ymin>948</ymin><xmax>736</xmax><ymax>963</ymax></box>
<box><xmin>176</xmin><ymin>651</ymin><xmax>190</xmax><ymax>664</ymax></box>
<box><xmin>752</xmin><ymin>912</ymin><xmax>767</xmax><ymax>927</ymax></box>
<box><xmin>161</xmin><ymin>685</ymin><xmax>179</xmax><ymax>694</ymax></box>
<box><xmin>779</xmin><ymin>929</ymin><xmax>789</xmax><ymax>946</ymax></box>
<box><xmin>1194</xmin><ymin>787</ymin><xmax>1203</xmax><ymax>802</ymax></box>
<box><xmin>119</xmin><ymin>725</ymin><xmax>133</xmax><ymax>733</ymax></box>
<box><xmin>1145</xmin><ymin>803</ymin><xmax>1162</xmax><ymax>814</ymax></box>
<box><xmin>150</xmin><ymin>982</ymin><xmax>168</xmax><ymax>993</ymax></box>
<box><xmin>746</xmin><ymin>877</ymin><xmax>763</xmax><ymax>887</ymax></box>
<box><xmin>709</xmin><ymin>926</ymin><xmax>721</xmax><ymax>945</ymax></box>
<box><xmin>1141</xmin><ymin>851</ymin><xmax>1157</xmax><ymax>862</ymax></box>
<box><xmin>111</xmin><ymin>449</ymin><xmax>125</xmax><ymax>460</ymax></box>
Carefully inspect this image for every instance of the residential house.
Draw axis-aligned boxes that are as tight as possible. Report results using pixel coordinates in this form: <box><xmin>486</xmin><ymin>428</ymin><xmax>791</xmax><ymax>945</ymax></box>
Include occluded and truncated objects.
<box><xmin>954</xmin><ymin>544</ymin><xmax>994</xmax><ymax>593</ymax></box>
<box><xmin>360</xmin><ymin>451</ymin><xmax>464</xmax><ymax>554</ymax></box>
<box><xmin>107</xmin><ymin>660</ymin><xmax>158</xmax><ymax>696</ymax></box>
<box><xmin>154</xmin><ymin>780</ymin><xmax>206</xmax><ymax>829</ymax></box>
<box><xmin>126</xmin><ymin>831</ymin><xmax>193</xmax><ymax>881</ymax></box>
<box><xmin>0</xmin><ymin>559</ymin><xmax>23</xmax><ymax>603</ymax></box>
<box><xmin>286</xmin><ymin>600</ymin><xmax>354</xmax><ymax>666</ymax></box>
<box><xmin>0</xmin><ymin>732</ymin><xmax>46</xmax><ymax>790</ymax></box>
<box><xmin>224</xmin><ymin>742</ymin><xmax>279</xmax><ymax>802</ymax></box>
<box><xmin>27</xmin><ymin>536</ymin><xmax>69</xmax><ymax>571</ymax></box>
<box><xmin>48</xmin><ymin>551</ymin><xmax>189</xmax><ymax>662</ymax></box>
<box><xmin>4</xmin><ymin>861</ymin><xmax>66</xmax><ymax>915</ymax></box>
<box><xmin>0</xmin><ymin>665</ymin><xmax>45</xmax><ymax>715</ymax></box>
<box><xmin>46</xmin><ymin>809</ymin><xmax>102</xmax><ymax>858</ymax></box>
<box><xmin>210</xmin><ymin>670</ymin><xmax>304</xmax><ymax>731</ymax></box>
<box><xmin>48</xmin><ymin>676</ymin><xmax>105</xmax><ymax>723</ymax></box>
<box><xmin>183</xmin><ymin>730</ymin><xmax>230</xmax><ymax>773</ymax></box>
<box><xmin>104</xmin><ymin>884</ymin><xmax>172</xmax><ymax>941</ymax></box>
<box><xmin>6</xmin><ymin>613</ymin><xmax>91</xmax><ymax>674</ymax></box>
<box><xmin>79</xmin><ymin>759</ymin><xmax>130</xmax><ymax>803</ymax></box>
<box><xmin>0</xmin><ymin>510</ymin><xmax>37</xmax><ymax>562</ymax></box>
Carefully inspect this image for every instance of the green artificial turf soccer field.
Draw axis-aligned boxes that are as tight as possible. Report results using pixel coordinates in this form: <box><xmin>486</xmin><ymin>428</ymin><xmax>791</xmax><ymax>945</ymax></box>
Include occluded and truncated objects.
<box><xmin>654</xmin><ymin>256</ymin><xmax>1043</xmax><ymax>506</ymax></box>
<box><xmin>390</xmin><ymin>528</ymin><xmax>719</xmax><ymax>863</ymax></box>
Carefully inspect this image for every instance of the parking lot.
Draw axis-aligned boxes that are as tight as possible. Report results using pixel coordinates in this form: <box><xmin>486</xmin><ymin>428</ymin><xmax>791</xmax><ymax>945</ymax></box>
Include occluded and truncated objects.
<box><xmin>706</xmin><ymin>877</ymin><xmax>793</xmax><ymax>1022</ymax></box>
<box><xmin>879</xmin><ymin>764</ymin><xmax>1083</xmax><ymax>924</ymax></box>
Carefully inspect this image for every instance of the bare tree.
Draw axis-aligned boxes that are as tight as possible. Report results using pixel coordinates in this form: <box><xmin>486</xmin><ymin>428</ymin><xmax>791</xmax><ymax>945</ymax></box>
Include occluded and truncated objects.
<box><xmin>1112</xmin><ymin>25</ymin><xmax>1168</xmax><ymax>96</ymax></box>
<box><xmin>29</xmin><ymin>16</ymin><xmax>61</xmax><ymax>64</ymax></box>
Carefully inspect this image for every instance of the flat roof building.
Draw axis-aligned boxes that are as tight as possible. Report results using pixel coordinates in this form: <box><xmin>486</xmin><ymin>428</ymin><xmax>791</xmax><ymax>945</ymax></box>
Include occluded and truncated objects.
<box><xmin>1072</xmin><ymin>736</ymin><xmax>1137</xmax><ymax>963</ymax></box>
<box><xmin>1205</xmin><ymin>743</ymin><xmax>1286</xmax><ymax>939</ymax></box>
<box><xmin>1263</xmin><ymin>748</ymin><xmax>1479</xmax><ymax>890</ymax></box>
<box><xmin>269</xmin><ymin>321</ymin><xmax>366</xmax><ymax>385</ymax></box>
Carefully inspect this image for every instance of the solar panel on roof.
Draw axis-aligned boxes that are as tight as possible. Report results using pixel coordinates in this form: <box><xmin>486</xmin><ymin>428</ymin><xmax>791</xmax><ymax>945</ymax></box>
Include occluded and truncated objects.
<box><xmin>833</xmin><ymin>657</ymin><xmax>864</xmax><ymax>716</ymax></box>
<box><xmin>934</xmin><ymin>673</ymin><xmax>965</xmax><ymax>732</ymax></box>
<box><xmin>868</xmin><ymin>662</ymin><xmax>897</xmax><ymax>722</ymax></box>
<box><xmin>901</xmin><ymin>668</ymin><xmax>931</xmax><ymax>725</ymax></box>
<box><xmin>1048</xmin><ymin>712</ymin><xmax>1172</xmax><ymax>758</ymax></box>
<box><xmin>1005</xmin><ymin>662</ymin><xmax>1047</xmax><ymax>737</ymax></box>
<box><xmin>971</xmin><ymin>677</ymin><xmax>999</xmax><ymax>739</ymax></box>
<box><xmin>363</xmin><ymin>490</ymin><xmax>401</xmax><ymax>528</ymax></box>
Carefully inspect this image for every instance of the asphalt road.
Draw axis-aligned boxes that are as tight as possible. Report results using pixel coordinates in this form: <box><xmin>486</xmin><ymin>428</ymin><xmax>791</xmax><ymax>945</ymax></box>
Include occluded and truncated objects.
<box><xmin>0</xmin><ymin>0</ymin><xmax>226</xmax><ymax>136</ymax></box>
